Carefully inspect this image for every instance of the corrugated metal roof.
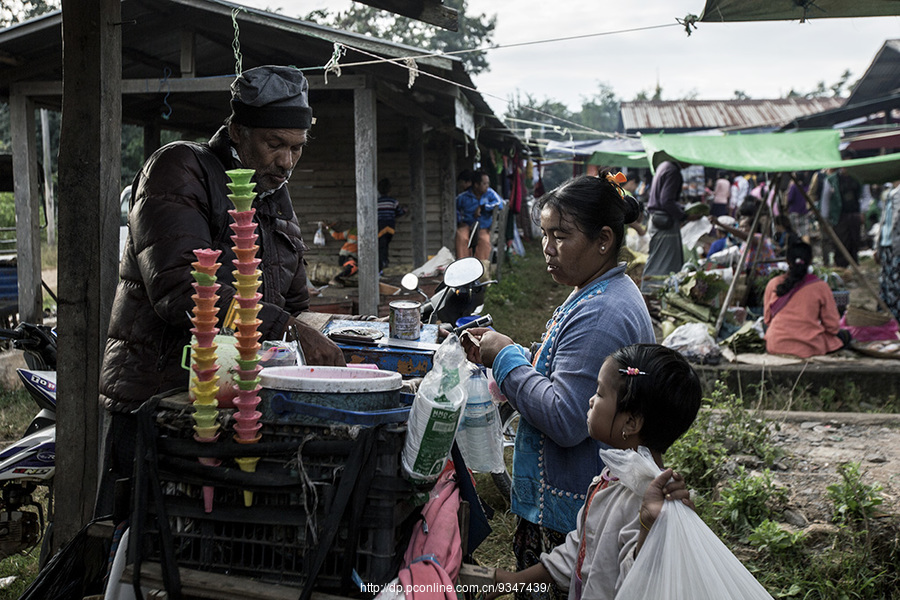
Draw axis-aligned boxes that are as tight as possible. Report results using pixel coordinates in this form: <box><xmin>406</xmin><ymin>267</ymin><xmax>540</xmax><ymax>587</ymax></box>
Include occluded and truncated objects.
<box><xmin>846</xmin><ymin>39</ymin><xmax>900</xmax><ymax>105</ymax></box>
<box><xmin>620</xmin><ymin>98</ymin><xmax>844</xmax><ymax>133</ymax></box>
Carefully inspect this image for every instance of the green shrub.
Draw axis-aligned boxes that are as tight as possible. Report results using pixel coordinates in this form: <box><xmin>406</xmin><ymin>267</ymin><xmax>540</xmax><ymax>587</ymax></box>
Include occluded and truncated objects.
<box><xmin>715</xmin><ymin>467</ymin><xmax>786</xmax><ymax>535</ymax></box>
<box><xmin>828</xmin><ymin>462</ymin><xmax>884</xmax><ymax>525</ymax></box>
<box><xmin>747</xmin><ymin>519</ymin><xmax>804</xmax><ymax>555</ymax></box>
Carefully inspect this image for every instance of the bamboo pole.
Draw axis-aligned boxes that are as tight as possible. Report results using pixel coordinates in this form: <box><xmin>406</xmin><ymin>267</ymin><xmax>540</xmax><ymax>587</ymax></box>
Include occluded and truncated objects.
<box><xmin>713</xmin><ymin>191</ymin><xmax>767</xmax><ymax>336</ymax></box>
<box><xmin>791</xmin><ymin>174</ymin><xmax>894</xmax><ymax>317</ymax></box>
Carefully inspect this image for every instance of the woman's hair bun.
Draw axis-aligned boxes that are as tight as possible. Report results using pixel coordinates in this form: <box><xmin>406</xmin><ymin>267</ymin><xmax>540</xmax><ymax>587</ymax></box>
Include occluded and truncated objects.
<box><xmin>622</xmin><ymin>194</ymin><xmax>641</xmax><ymax>224</ymax></box>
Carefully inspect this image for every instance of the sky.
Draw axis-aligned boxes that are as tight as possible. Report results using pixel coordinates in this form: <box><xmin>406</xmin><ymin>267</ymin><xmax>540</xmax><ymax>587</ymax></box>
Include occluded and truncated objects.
<box><xmin>236</xmin><ymin>0</ymin><xmax>899</xmax><ymax>118</ymax></box>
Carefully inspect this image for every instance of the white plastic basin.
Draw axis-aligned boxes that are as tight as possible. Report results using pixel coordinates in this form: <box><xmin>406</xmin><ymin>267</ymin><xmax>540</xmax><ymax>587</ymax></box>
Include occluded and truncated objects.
<box><xmin>259</xmin><ymin>365</ymin><xmax>402</xmax><ymax>394</ymax></box>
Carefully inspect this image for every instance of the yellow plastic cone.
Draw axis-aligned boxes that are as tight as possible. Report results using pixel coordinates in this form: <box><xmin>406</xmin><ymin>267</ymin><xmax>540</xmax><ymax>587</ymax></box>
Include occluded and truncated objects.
<box><xmin>235</xmin><ymin>456</ymin><xmax>260</xmax><ymax>507</ymax></box>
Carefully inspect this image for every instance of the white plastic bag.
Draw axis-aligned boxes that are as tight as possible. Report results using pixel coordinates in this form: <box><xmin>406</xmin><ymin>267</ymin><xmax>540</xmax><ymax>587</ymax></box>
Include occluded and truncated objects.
<box><xmin>401</xmin><ymin>334</ymin><xmax>468</xmax><ymax>482</ymax></box>
<box><xmin>600</xmin><ymin>448</ymin><xmax>773</xmax><ymax>600</ymax></box>
<box><xmin>313</xmin><ymin>222</ymin><xmax>326</xmax><ymax>246</ymax></box>
<box><xmin>662</xmin><ymin>322</ymin><xmax>722</xmax><ymax>365</ymax></box>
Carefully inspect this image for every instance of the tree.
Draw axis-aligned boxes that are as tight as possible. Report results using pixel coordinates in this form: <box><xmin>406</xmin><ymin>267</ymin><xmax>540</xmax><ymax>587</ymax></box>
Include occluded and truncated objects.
<box><xmin>783</xmin><ymin>70</ymin><xmax>853</xmax><ymax>99</ymax></box>
<box><xmin>830</xmin><ymin>69</ymin><xmax>853</xmax><ymax>98</ymax></box>
<box><xmin>0</xmin><ymin>0</ymin><xmax>57</xmax><ymax>26</ymax></box>
<box><xmin>577</xmin><ymin>82</ymin><xmax>620</xmax><ymax>136</ymax></box>
<box><xmin>304</xmin><ymin>0</ymin><xmax>496</xmax><ymax>75</ymax></box>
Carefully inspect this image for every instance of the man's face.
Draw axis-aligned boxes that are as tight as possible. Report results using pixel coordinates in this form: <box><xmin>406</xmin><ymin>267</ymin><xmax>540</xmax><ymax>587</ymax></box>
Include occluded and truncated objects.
<box><xmin>473</xmin><ymin>175</ymin><xmax>490</xmax><ymax>196</ymax></box>
<box><xmin>231</xmin><ymin>126</ymin><xmax>307</xmax><ymax>193</ymax></box>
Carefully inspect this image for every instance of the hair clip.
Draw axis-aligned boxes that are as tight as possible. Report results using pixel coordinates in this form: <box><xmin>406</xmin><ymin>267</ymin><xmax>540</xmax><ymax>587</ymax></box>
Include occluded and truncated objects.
<box><xmin>604</xmin><ymin>172</ymin><xmax>627</xmax><ymax>198</ymax></box>
<box><xmin>619</xmin><ymin>366</ymin><xmax>646</xmax><ymax>377</ymax></box>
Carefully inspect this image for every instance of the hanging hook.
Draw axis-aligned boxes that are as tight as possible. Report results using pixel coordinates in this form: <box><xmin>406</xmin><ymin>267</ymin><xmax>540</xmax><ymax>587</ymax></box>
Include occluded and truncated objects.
<box><xmin>160</xmin><ymin>67</ymin><xmax>172</xmax><ymax>120</ymax></box>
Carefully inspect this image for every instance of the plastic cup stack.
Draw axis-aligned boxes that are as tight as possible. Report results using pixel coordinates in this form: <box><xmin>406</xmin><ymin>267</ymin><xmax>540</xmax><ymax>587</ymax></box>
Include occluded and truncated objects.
<box><xmin>190</xmin><ymin>247</ymin><xmax>223</xmax><ymax>513</ymax></box>
<box><xmin>225</xmin><ymin>169</ymin><xmax>263</xmax><ymax>506</ymax></box>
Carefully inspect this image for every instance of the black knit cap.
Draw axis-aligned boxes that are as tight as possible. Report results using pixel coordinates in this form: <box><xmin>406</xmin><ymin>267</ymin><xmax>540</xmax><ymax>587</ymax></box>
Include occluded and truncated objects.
<box><xmin>230</xmin><ymin>65</ymin><xmax>313</xmax><ymax>129</ymax></box>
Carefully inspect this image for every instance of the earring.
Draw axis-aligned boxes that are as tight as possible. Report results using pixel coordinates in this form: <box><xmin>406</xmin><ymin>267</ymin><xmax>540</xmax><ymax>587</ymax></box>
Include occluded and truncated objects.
<box><xmin>601</xmin><ymin>246</ymin><xmax>606</xmax><ymax>252</ymax></box>
<box><xmin>622</xmin><ymin>429</ymin><xmax>627</xmax><ymax>440</ymax></box>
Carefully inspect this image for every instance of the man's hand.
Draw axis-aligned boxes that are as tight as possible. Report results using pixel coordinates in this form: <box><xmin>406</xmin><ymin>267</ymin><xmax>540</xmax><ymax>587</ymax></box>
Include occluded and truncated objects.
<box><xmin>285</xmin><ymin>317</ymin><xmax>346</xmax><ymax>366</ymax></box>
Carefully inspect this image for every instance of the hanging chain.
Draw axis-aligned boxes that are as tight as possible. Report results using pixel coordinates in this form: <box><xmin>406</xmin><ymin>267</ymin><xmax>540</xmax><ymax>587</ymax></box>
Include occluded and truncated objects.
<box><xmin>232</xmin><ymin>7</ymin><xmax>244</xmax><ymax>75</ymax></box>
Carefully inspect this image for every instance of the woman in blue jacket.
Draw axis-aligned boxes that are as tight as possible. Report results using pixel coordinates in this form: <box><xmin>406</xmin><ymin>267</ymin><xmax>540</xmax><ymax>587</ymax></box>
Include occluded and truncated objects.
<box><xmin>462</xmin><ymin>173</ymin><xmax>654</xmax><ymax>600</ymax></box>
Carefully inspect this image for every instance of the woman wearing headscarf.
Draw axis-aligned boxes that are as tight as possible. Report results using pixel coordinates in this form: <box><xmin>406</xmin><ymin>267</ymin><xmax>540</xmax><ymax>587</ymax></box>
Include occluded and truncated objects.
<box><xmin>763</xmin><ymin>241</ymin><xmax>850</xmax><ymax>358</ymax></box>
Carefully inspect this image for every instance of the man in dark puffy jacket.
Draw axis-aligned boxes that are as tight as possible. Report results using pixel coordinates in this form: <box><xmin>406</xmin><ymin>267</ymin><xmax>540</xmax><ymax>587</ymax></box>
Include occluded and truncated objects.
<box><xmin>95</xmin><ymin>65</ymin><xmax>344</xmax><ymax>517</ymax></box>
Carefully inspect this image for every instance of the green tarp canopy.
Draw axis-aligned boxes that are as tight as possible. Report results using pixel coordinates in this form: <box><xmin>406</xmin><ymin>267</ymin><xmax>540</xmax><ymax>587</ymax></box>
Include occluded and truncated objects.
<box><xmin>641</xmin><ymin>130</ymin><xmax>900</xmax><ymax>183</ymax></box>
<box><xmin>699</xmin><ymin>0</ymin><xmax>900</xmax><ymax>22</ymax></box>
<box><xmin>587</xmin><ymin>150</ymin><xmax>649</xmax><ymax>169</ymax></box>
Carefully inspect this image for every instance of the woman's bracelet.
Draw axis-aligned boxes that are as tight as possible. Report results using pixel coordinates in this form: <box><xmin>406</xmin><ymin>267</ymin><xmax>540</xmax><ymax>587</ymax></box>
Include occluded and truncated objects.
<box><xmin>638</xmin><ymin>512</ymin><xmax>652</xmax><ymax>531</ymax></box>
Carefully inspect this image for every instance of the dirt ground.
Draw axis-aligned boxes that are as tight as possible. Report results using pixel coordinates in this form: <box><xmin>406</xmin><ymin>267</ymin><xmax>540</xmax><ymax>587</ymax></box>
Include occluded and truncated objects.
<box><xmin>742</xmin><ymin>411</ymin><xmax>900</xmax><ymax>526</ymax></box>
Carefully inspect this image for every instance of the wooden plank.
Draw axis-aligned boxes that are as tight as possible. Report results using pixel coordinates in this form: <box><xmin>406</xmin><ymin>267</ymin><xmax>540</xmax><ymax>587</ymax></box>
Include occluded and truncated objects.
<box><xmin>12</xmin><ymin>75</ymin><xmax>368</xmax><ymax>97</ymax></box>
<box><xmin>179</xmin><ymin>30</ymin><xmax>196</xmax><ymax>78</ymax></box>
<box><xmin>121</xmin><ymin>562</ymin><xmax>355</xmax><ymax>600</ymax></box>
<box><xmin>354</xmin><ymin>86</ymin><xmax>378</xmax><ymax>315</ymax></box>
<box><xmin>408</xmin><ymin>119</ymin><xmax>427</xmax><ymax>266</ymax></box>
<box><xmin>8</xmin><ymin>92</ymin><xmax>42</xmax><ymax>323</ymax></box>
<box><xmin>40</xmin><ymin>109</ymin><xmax>56</xmax><ymax>247</ymax></box>
<box><xmin>353</xmin><ymin>0</ymin><xmax>459</xmax><ymax>31</ymax></box>
<box><xmin>55</xmin><ymin>0</ymin><xmax>122</xmax><ymax>550</ymax></box>
<box><xmin>439</xmin><ymin>137</ymin><xmax>456</xmax><ymax>252</ymax></box>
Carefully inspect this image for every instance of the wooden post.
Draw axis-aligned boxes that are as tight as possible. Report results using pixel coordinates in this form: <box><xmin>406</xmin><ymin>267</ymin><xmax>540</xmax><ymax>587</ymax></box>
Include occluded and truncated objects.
<box><xmin>713</xmin><ymin>197</ymin><xmax>766</xmax><ymax>336</ymax></box>
<box><xmin>792</xmin><ymin>174</ymin><xmax>895</xmax><ymax>317</ymax></box>
<box><xmin>56</xmin><ymin>0</ymin><xmax>122</xmax><ymax>548</ymax></box>
<box><xmin>8</xmin><ymin>92</ymin><xmax>42</xmax><ymax>324</ymax></box>
<box><xmin>440</xmin><ymin>138</ymin><xmax>456</xmax><ymax>252</ymax></box>
<box><xmin>40</xmin><ymin>109</ymin><xmax>57</xmax><ymax>247</ymax></box>
<box><xmin>408</xmin><ymin>119</ymin><xmax>427</xmax><ymax>266</ymax></box>
<box><xmin>354</xmin><ymin>86</ymin><xmax>378</xmax><ymax>316</ymax></box>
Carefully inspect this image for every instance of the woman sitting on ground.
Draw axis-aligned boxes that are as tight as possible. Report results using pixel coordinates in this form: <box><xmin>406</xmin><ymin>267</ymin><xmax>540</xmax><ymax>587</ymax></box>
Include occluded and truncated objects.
<box><xmin>763</xmin><ymin>241</ymin><xmax>851</xmax><ymax>358</ymax></box>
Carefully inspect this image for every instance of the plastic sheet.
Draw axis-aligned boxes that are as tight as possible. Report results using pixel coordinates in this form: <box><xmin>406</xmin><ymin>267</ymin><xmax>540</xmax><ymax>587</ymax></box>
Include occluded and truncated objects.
<box><xmin>662</xmin><ymin>322</ymin><xmax>723</xmax><ymax>365</ymax></box>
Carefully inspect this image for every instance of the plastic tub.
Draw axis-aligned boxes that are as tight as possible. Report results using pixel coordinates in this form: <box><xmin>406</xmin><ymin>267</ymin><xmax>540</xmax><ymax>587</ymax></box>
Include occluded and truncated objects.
<box><xmin>259</xmin><ymin>365</ymin><xmax>402</xmax><ymax>424</ymax></box>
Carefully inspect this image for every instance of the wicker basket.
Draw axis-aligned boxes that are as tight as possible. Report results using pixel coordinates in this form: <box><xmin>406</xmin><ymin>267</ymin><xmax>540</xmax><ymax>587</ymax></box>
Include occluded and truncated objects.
<box><xmin>845</xmin><ymin>305</ymin><xmax>893</xmax><ymax>327</ymax></box>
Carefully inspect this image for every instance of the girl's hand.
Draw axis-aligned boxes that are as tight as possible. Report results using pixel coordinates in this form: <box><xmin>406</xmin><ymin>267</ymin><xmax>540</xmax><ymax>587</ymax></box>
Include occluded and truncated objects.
<box><xmin>639</xmin><ymin>469</ymin><xmax>693</xmax><ymax>532</ymax></box>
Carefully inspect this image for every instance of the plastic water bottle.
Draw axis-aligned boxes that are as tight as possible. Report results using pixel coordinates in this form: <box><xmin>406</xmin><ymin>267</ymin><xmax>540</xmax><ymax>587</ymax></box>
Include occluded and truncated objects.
<box><xmin>457</xmin><ymin>368</ymin><xmax>504</xmax><ymax>473</ymax></box>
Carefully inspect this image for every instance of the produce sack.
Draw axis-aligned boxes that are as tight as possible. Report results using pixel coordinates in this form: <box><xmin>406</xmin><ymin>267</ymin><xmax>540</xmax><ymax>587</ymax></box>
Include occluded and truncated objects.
<box><xmin>662</xmin><ymin>322</ymin><xmax>722</xmax><ymax>365</ymax></box>
<box><xmin>401</xmin><ymin>334</ymin><xmax>468</xmax><ymax>482</ymax></box>
<box><xmin>601</xmin><ymin>448</ymin><xmax>773</xmax><ymax>600</ymax></box>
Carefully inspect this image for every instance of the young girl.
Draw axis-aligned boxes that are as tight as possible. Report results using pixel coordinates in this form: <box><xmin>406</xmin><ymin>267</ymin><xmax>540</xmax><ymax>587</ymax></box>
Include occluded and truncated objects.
<box><xmin>489</xmin><ymin>344</ymin><xmax>702</xmax><ymax>600</ymax></box>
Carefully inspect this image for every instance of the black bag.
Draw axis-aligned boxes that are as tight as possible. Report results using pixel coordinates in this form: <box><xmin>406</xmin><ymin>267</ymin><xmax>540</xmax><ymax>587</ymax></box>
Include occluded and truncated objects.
<box><xmin>650</xmin><ymin>211</ymin><xmax>674</xmax><ymax>230</ymax></box>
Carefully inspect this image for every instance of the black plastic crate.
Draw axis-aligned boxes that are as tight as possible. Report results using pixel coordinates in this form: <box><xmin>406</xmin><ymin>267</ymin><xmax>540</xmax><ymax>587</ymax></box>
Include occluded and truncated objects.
<box><xmin>130</xmin><ymin>394</ymin><xmax>423</xmax><ymax>596</ymax></box>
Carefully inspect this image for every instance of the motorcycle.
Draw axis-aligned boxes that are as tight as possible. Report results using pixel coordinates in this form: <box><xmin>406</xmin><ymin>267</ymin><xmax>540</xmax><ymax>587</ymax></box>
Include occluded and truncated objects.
<box><xmin>400</xmin><ymin>256</ymin><xmax>496</xmax><ymax>327</ymax></box>
<box><xmin>0</xmin><ymin>322</ymin><xmax>57</xmax><ymax>564</ymax></box>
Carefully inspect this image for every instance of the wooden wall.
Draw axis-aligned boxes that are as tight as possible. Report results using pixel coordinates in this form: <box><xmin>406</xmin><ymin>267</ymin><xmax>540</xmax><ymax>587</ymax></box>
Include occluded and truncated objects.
<box><xmin>288</xmin><ymin>89</ymin><xmax>460</xmax><ymax>274</ymax></box>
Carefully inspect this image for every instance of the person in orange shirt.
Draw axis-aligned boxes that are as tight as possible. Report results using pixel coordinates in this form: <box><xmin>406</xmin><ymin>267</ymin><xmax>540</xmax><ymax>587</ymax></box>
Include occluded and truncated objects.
<box><xmin>763</xmin><ymin>241</ymin><xmax>851</xmax><ymax>358</ymax></box>
<box><xmin>324</xmin><ymin>222</ymin><xmax>358</xmax><ymax>287</ymax></box>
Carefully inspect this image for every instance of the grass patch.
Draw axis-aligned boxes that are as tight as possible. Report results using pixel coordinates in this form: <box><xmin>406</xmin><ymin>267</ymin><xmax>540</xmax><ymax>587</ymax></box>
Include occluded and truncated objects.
<box><xmin>0</xmin><ymin>388</ymin><xmax>34</xmax><ymax>443</ymax></box>
<box><xmin>0</xmin><ymin>387</ymin><xmax>42</xmax><ymax>597</ymax></box>
<box><xmin>486</xmin><ymin>240</ymin><xmax>569</xmax><ymax>346</ymax></box>
<box><xmin>0</xmin><ymin>551</ymin><xmax>40</xmax><ymax>599</ymax></box>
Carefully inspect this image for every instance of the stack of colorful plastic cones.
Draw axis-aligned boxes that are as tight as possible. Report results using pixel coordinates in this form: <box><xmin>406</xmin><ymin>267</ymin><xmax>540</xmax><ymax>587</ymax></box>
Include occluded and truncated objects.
<box><xmin>190</xmin><ymin>247</ymin><xmax>223</xmax><ymax>513</ymax></box>
<box><xmin>226</xmin><ymin>169</ymin><xmax>263</xmax><ymax>506</ymax></box>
